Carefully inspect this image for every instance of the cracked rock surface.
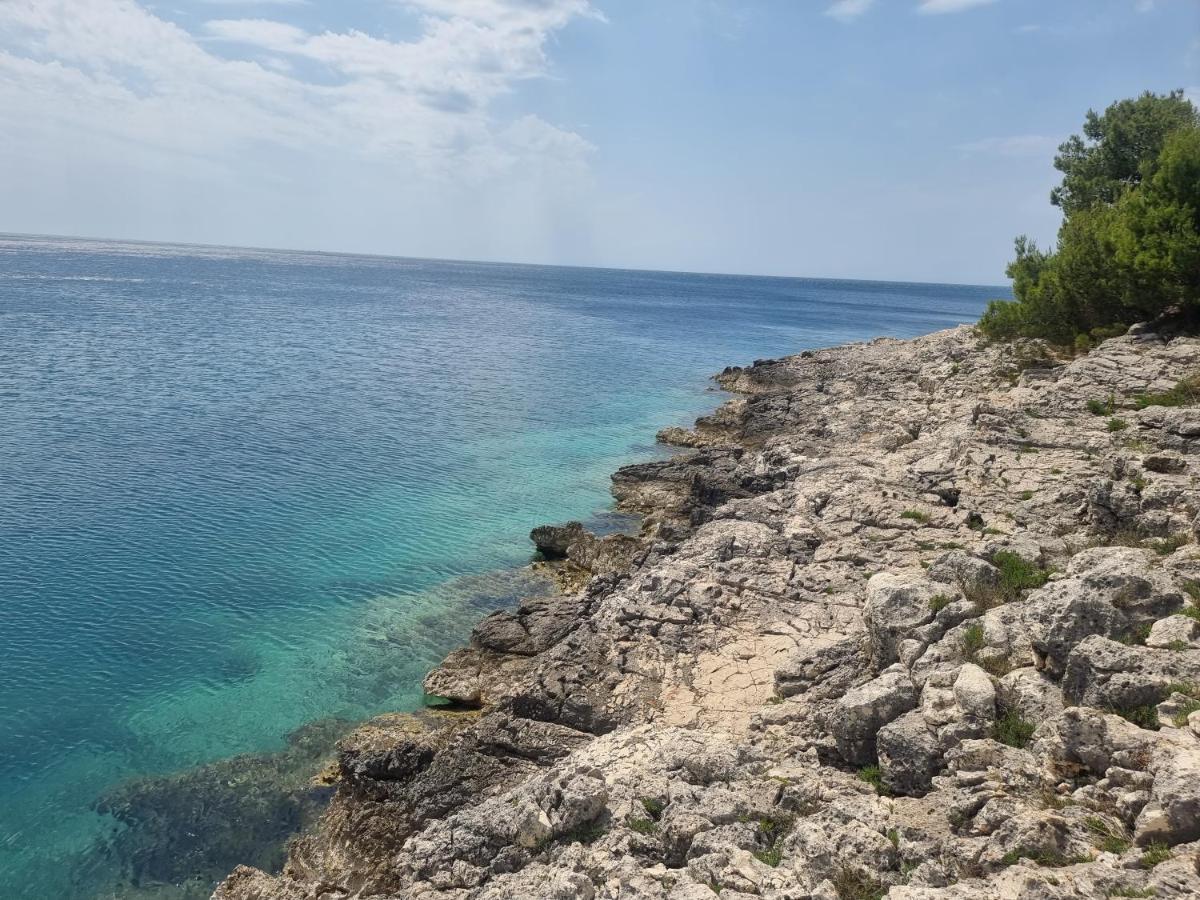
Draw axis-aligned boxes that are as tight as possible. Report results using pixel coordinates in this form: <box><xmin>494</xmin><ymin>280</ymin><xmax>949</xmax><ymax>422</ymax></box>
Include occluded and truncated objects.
<box><xmin>215</xmin><ymin>326</ymin><xmax>1200</xmax><ymax>899</ymax></box>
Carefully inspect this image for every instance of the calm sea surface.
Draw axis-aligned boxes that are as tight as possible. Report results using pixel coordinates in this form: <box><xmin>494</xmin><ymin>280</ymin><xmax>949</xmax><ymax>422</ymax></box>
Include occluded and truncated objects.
<box><xmin>0</xmin><ymin>234</ymin><xmax>1006</xmax><ymax>897</ymax></box>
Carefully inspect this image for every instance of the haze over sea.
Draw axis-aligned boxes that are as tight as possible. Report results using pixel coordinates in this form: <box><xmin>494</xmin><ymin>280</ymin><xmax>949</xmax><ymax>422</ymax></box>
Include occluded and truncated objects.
<box><xmin>0</xmin><ymin>234</ymin><xmax>1004</xmax><ymax>898</ymax></box>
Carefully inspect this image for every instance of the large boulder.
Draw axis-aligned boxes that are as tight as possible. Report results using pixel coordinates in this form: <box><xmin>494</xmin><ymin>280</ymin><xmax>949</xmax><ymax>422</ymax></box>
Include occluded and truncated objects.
<box><xmin>862</xmin><ymin>572</ymin><xmax>939</xmax><ymax>667</ymax></box>
<box><xmin>831</xmin><ymin>664</ymin><xmax>918</xmax><ymax>765</ymax></box>
<box><xmin>1061</xmin><ymin>635</ymin><xmax>1200</xmax><ymax>710</ymax></box>
<box><xmin>530</xmin><ymin>521</ymin><xmax>587</xmax><ymax>559</ymax></box>
<box><xmin>877</xmin><ymin>709</ymin><xmax>939</xmax><ymax>795</ymax></box>
<box><xmin>1024</xmin><ymin>548</ymin><xmax>1184</xmax><ymax>676</ymax></box>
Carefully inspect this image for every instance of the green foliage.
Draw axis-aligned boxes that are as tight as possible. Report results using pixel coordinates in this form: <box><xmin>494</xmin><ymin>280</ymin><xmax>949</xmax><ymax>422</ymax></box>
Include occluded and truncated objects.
<box><xmin>1087</xmin><ymin>396</ymin><xmax>1116</xmax><ymax>415</ymax></box>
<box><xmin>978</xmin><ymin>92</ymin><xmax>1200</xmax><ymax>344</ymax></box>
<box><xmin>563</xmin><ymin>820</ymin><xmax>608</xmax><ymax>845</ymax></box>
<box><xmin>831</xmin><ymin>867</ymin><xmax>887</xmax><ymax>900</ymax></box>
<box><xmin>1019</xmin><ymin>489</ymin><xmax>1034</xmax><ymax>501</ymax></box>
<box><xmin>1108</xmin><ymin>702</ymin><xmax>1159</xmax><ymax>730</ymax></box>
<box><xmin>1107</xmin><ymin>417</ymin><xmax>1129</xmax><ymax>432</ymax></box>
<box><xmin>993</xmin><ymin>550</ymin><xmax>1052</xmax><ymax>596</ymax></box>
<box><xmin>1134</xmin><ymin>373</ymin><xmax>1200</xmax><ymax>408</ymax></box>
<box><xmin>1148</xmin><ymin>531</ymin><xmax>1190</xmax><ymax>555</ymax></box>
<box><xmin>994</xmin><ymin>708</ymin><xmax>1036</xmax><ymax>748</ymax></box>
<box><xmin>1051</xmin><ymin>90</ymin><xmax>1200</xmax><ymax>215</ymax></box>
<box><xmin>1138</xmin><ymin>843</ymin><xmax>1172</xmax><ymax>869</ymax></box>
<box><xmin>752</xmin><ymin>815</ymin><xmax>793</xmax><ymax>868</ymax></box>
<box><xmin>857</xmin><ymin>765</ymin><xmax>888</xmax><ymax>795</ymax></box>
<box><xmin>1084</xmin><ymin>816</ymin><xmax>1132</xmax><ymax>853</ymax></box>
<box><xmin>640</xmin><ymin>797</ymin><xmax>665</xmax><ymax>818</ymax></box>
<box><xmin>961</xmin><ymin>623</ymin><xmax>987</xmax><ymax>657</ymax></box>
<box><xmin>1171</xmin><ymin>697</ymin><xmax>1200</xmax><ymax>726</ymax></box>
<box><xmin>999</xmin><ymin>846</ymin><xmax>1092</xmax><ymax>868</ymax></box>
<box><xmin>901</xmin><ymin>509</ymin><xmax>930</xmax><ymax>523</ymax></box>
<box><xmin>929</xmin><ymin>594</ymin><xmax>952</xmax><ymax>613</ymax></box>
<box><xmin>1107</xmin><ymin>887</ymin><xmax>1156</xmax><ymax>898</ymax></box>
<box><xmin>627</xmin><ymin>816</ymin><xmax>658</xmax><ymax>836</ymax></box>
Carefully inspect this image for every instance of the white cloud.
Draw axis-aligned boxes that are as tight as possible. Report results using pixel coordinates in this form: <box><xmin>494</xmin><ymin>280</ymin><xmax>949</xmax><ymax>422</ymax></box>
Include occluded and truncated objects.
<box><xmin>917</xmin><ymin>0</ymin><xmax>999</xmax><ymax>14</ymax></box>
<box><xmin>825</xmin><ymin>0</ymin><xmax>875</xmax><ymax>22</ymax></box>
<box><xmin>0</xmin><ymin>0</ymin><xmax>596</xmax><ymax>183</ymax></box>
<box><xmin>955</xmin><ymin>134</ymin><xmax>1058</xmax><ymax>157</ymax></box>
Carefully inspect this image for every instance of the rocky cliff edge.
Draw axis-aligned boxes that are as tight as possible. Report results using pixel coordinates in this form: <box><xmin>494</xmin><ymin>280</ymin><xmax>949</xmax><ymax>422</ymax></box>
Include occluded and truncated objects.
<box><xmin>215</xmin><ymin>325</ymin><xmax>1200</xmax><ymax>900</ymax></box>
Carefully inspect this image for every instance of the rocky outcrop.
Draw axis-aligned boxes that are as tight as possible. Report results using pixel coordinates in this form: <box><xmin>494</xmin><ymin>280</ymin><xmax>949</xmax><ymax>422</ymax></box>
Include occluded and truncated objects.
<box><xmin>215</xmin><ymin>325</ymin><xmax>1200</xmax><ymax>900</ymax></box>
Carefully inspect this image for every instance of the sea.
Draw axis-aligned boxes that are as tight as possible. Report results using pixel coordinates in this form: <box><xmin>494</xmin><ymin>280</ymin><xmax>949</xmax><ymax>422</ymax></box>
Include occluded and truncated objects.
<box><xmin>0</xmin><ymin>234</ymin><xmax>1006</xmax><ymax>898</ymax></box>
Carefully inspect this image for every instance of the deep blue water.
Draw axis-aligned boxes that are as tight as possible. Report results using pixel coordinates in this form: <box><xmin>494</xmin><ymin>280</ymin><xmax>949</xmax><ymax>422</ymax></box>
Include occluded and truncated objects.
<box><xmin>0</xmin><ymin>234</ymin><xmax>1005</xmax><ymax>897</ymax></box>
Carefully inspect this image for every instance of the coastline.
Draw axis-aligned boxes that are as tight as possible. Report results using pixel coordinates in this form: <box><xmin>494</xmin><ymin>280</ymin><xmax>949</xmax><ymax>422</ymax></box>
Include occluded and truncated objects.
<box><xmin>212</xmin><ymin>322</ymin><xmax>1200</xmax><ymax>899</ymax></box>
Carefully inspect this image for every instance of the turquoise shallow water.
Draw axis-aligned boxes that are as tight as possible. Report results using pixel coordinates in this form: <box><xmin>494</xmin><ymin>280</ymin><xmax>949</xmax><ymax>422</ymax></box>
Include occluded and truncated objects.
<box><xmin>0</xmin><ymin>234</ymin><xmax>1006</xmax><ymax>897</ymax></box>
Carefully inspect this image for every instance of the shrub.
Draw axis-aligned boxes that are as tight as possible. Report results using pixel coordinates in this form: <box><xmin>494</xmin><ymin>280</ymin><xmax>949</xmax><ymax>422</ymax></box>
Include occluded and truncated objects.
<box><xmin>1109</xmin><ymin>702</ymin><xmax>1159</xmax><ymax>730</ymax></box>
<box><xmin>1087</xmin><ymin>396</ymin><xmax>1116</xmax><ymax>416</ymax></box>
<box><xmin>831</xmin><ymin>867</ymin><xmax>887</xmax><ymax>900</ymax></box>
<box><xmin>1084</xmin><ymin>816</ymin><xmax>1132</xmax><ymax>853</ymax></box>
<box><xmin>1148</xmin><ymin>532</ymin><xmax>1190</xmax><ymax>555</ymax></box>
<box><xmin>999</xmin><ymin>847</ymin><xmax>1092</xmax><ymax>868</ymax></box>
<box><xmin>1108</xmin><ymin>417</ymin><xmax>1129</xmax><ymax>432</ymax></box>
<box><xmin>901</xmin><ymin>509</ymin><xmax>930</xmax><ymax>524</ymax></box>
<box><xmin>627</xmin><ymin>816</ymin><xmax>658</xmax><ymax>836</ymax></box>
<box><xmin>1138</xmin><ymin>843</ymin><xmax>1172</xmax><ymax>869</ymax></box>
<box><xmin>1134</xmin><ymin>374</ymin><xmax>1200</xmax><ymax>408</ymax></box>
<box><xmin>978</xmin><ymin>92</ymin><xmax>1200</xmax><ymax>345</ymax></box>
<box><xmin>857</xmin><ymin>765</ymin><xmax>888</xmax><ymax>795</ymax></box>
<box><xmin>994</xmin><ymin>708</ymin><xmax>1036</xmax><ymax>748</ymax></box>
<box><xmin>929</xmin><ymin>594</ymin><xmax>952</xmax><ymax>613</ymax></box>
<box><xmin>993</xmin><ymin>551</ymin><xmax>1052</xmax><ymax>596</ymax></box>
<box><xmin>961</xmin><ymin>623</ymin><xmax>987</xmax><ymax>657</ymax></box>
<box><xmin>640</xmin><ymin>797</ymin><xmax>665</xmax><ymax>818</ymax></box>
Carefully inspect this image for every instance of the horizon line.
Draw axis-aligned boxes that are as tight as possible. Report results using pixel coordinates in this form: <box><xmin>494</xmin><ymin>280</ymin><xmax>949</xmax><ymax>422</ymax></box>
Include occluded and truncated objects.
<box><xmin>0</xmin><ymin>230</ymin><xmax>1013</xmax><ymax>292</ymax></box>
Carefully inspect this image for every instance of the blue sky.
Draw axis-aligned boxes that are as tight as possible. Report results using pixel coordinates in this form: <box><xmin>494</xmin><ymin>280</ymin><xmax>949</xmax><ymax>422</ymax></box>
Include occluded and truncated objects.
<box><xmin>0</xmin><ymin>0</ymin><xmax>1195</xmax><ymax>283</ymax></box>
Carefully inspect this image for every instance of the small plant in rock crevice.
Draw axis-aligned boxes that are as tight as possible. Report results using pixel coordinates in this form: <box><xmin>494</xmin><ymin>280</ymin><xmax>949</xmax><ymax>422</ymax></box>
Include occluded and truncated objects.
<box><xmin>831</xmin><ymin>866</ymin><xmax>887</xmax><ymax>900</ymax></box>
<box><xmin>751</xmin><ymin>814</ymin><xmax>794</xmax><ymax>868</ymax></box>
<box><xmin>626</xmin><ymin>816</ymin><xmax>658</xmax><ymax>836</ymax></box>
<box><xmin>1107</xmin><ymin>417</ymin><xmax>1129</xmax><ymax>433</ymax></box>
<box><xmin>1084</xmin><ymin>816</ymin><xmax>1132</xmax><ymax>854</ymax></box>
<box><xmin>856</xmin><ymin>765</ymin><xmax>889</xmax><ymax>796</ymax></box>
<box><xmin>1170</xmin><ymin>697</ymin><xmax>1200</xmax><ymax>726</ymax></box>
<box><xmin>1138</xmin><ymin>843</ymin><xmax>1172</xmax><ymax>869</ymax></box>
<box><xmin>929</xmin><ymin>594</ymin><xmax>953</xmax><ymax>613</ymax></box>
<box><xmin>994</xmin><ymin>707</ymin><xmax>1036</xmax><ymax>748</ymax></box>
<box><xmin>1107</xmin><ymin>702</ymin><xmax>1159</xmax><ymax>731</ymax></box>
<box><xmin>960</xmin><ymin>623</ymin><xmax>987</xmax><ymax>658</ymax></box>
<box><xmin>1134</xmin><ymin>374</ymin><xmax>1200</xmax><ymax>409</ymax></box>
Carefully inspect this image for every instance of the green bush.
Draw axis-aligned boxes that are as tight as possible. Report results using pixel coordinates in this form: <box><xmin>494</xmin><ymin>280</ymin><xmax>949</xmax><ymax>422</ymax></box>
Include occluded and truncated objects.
<box><xmin>979</xmin><ymin>91</ymin><xmax>1200</xmax><ymax>345</ymax></box>
<box><xmin>994</xmin><ymin>708</ymin><xmax>1036</xmax><ymax>748</ymax></box>
<box><xmin>1135</xmin><ymin>374</ymin><xmax>1200</xmax><ymax>408</ymax></box>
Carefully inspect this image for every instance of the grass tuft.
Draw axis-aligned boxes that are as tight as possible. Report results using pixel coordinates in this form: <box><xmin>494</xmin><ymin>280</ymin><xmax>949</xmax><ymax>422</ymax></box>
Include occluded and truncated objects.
<box><xmin>831</xmin><ymin>867</ymin><xmax>887</xmax><ymax>900</ymax></box>
<box><xmin>1134</xmin><ymin>374</ymin><xmax>1200</xmax><ymax>409</ymax></box>
<box><xmin>1138</xmin><ymin>843</ymin><xmax>1171</xmax><ymax>869</ymax></box>
<box><xmin>1107</xmin><ymin>703</ymin><xmax>1160</xmax><ymax>731</ymax></box>
<box><xmin>857</xmin><ymin>765</ymin><xmax>889</xmax><ymax>796</ymax></box>
<box><xmin>994</xmin><ymin>708</ymin><xmax>1036</xmax><ymax>748</ymax></box>
<box><xmin>1084</xmin><ymin>816</ymin><xmax>1132</xmax><ymax>853</ymax></box>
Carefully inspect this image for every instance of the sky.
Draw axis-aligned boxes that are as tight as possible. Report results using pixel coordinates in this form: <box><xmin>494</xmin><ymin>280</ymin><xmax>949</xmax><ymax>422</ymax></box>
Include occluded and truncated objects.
<box><xmin>0</xmin><ymin>0</ymin><xmax>1196</xmax><ymax>284</ymax></box>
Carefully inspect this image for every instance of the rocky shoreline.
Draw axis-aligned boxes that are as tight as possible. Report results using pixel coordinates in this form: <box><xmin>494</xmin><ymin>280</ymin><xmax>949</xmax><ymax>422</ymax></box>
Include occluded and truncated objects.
<box><xmin>215</xmin><ymin>324</ymin><xmax>1200</xmax><ymax>900</ymax></box>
